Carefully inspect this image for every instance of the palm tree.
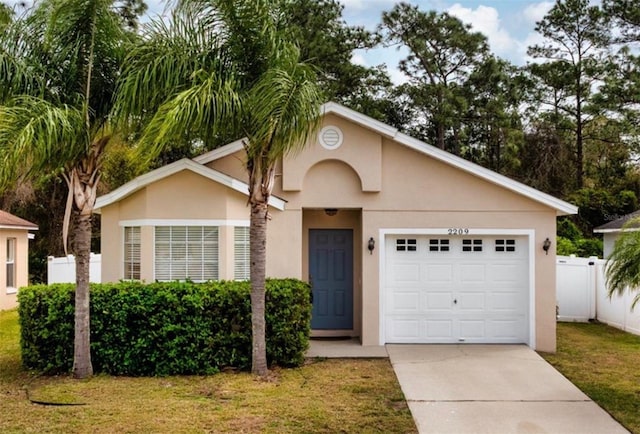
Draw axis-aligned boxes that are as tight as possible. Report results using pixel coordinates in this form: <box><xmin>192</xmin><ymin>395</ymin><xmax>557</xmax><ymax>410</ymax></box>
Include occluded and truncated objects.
<box><xmin>114</xmin><ymin>0</ymin><xmax>322</xmax><ymax>376</ymax></box>
<box><xmin>0</xmin><ymin>0</ymin><xmax>131</xmax><ymax>378</ymax></box>
<box><xmin>0</xmin><ymin>3</ymin><xmax>13</xmax><ymax>30</ymax></box>
<box><xmin>605</xmin><ymin>221</ymin><xmax>640</xmax><ymax>309</ymax></box>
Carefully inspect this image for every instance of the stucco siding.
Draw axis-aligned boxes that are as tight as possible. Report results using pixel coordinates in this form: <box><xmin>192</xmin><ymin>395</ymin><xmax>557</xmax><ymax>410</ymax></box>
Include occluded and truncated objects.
<box><xmin>101</xmin><ymin>169</ymin><xmax>254</xmax><ymax>282</ymax></box>
<box><xmin>96</xmin><ymin>105</ymin><xmax>571</xmax><ymax>351</ymax></box>
<box><xmin>0</xmin><ymin>229</ymin><xmax>31</xmax><ymax>310</ymax></box>
<box><xmin>354</xmin><ymin>210</ymin><xmax>557</xmax><ymax>349</ymax></box>
<box><xmin>205</xmin><ymin>150</ymin><xmax>248</xmax><ymax>183</ymax></box>
<box><xmin>603</xmin><ymin>233</ymin><xmax>616</xmax><ymax>258</ymax></box>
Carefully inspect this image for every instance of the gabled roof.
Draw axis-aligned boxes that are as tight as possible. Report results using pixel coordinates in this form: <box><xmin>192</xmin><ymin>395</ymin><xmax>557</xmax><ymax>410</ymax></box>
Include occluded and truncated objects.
<box><xmin>193</xmin><ymin>138</ymin><xmax>245</xmax><ymax>165</ymax></box>
<box><xmin>94</xmin><ymin>158</ymin><xmax>286</xmax><ymax>212</ymax></box>
<box><xmin>594</xmin><ymin>210</ymin><xmax>640</xmax><ymax>233</ymax></box>
<box><xmin>198</xmin><ymin>102</ymin><xmax>577</xmax><ymax>216</ymax></box>
<box><xmin>0</xmin><ymin>210</ymin><xmax>38</xmax><ymax>230</ymax></box>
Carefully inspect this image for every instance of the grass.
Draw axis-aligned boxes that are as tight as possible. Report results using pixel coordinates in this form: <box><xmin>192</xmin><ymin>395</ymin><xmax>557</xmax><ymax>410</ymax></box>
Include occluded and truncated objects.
<box><xmin>540</xmin><ymin>321</ymin><xmax>640</xmax><ymax>434</ymax></box>
<box><xmin>0</xmin><ymin>309</ymin><xmax>416</xmax><ymax>433</ymax></box>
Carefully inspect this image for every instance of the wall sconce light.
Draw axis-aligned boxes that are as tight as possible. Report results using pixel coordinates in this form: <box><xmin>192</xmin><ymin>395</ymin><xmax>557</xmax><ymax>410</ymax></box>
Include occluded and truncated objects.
<box><xmin>368</xmin><ymin>237</ymin><xmax>375</xmax><ymax>255</ymax></box>
<box><xmin>543</xmin><ymin>237</ymin><xmax>551</xmax><ymax>255</ymax></box>
<box><xmin>324</xmin><ymin>208</ymin><xmax>338</xmax><ymax>216</ymax></box>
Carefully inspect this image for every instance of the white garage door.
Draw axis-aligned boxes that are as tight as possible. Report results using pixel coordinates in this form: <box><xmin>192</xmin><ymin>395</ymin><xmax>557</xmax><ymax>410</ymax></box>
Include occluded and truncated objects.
<box><xmin>384</xmin><ymin>235</ymin><xmax>530</xmax><ymax>344</ymax></box>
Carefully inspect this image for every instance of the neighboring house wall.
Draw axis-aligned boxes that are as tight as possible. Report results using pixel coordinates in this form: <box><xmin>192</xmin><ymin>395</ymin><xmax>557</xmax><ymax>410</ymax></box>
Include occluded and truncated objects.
<box><xmin>602</xmin><ymin>233</ymin><xmax>616</xmax><ymax>258</ymax></box>
<box><xmin>0</xmin><ymin>229</ymin><xmax>31</xmax><ymax>310</ymax></box>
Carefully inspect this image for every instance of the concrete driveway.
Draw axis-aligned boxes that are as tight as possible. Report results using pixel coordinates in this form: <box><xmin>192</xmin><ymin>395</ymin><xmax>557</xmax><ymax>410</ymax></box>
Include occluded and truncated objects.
<box><xmin>387</xmin><ymin>344</ymin><xmax>629</xmax><ymax>434</ymax></box>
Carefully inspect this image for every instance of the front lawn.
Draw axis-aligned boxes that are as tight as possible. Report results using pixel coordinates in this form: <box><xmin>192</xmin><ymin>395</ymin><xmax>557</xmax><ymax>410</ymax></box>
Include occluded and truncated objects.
<box><xmin>541</xmin><ymin>321</ymin><xmax>640</xmax><ymax>434</ymax></box>
<box><xmin>0</xmin><ymin>309</ymin><xmax>416</xmax><ymax>433</ymax></box>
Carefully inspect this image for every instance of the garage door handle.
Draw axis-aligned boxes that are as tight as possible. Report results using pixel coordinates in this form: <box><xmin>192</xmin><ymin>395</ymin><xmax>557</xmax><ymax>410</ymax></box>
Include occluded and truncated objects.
<box><xmin>453</xmin><ymin>299</ymin><xmax>457</xmax><ymax>304</ymax></box>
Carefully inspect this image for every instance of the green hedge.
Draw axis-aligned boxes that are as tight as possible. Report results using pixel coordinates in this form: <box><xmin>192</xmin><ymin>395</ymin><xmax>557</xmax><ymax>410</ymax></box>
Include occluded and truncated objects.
<box><xmin>17</xmin><ymin>279</ymin><xmax>311</xmax><ymax>376</ymax></box>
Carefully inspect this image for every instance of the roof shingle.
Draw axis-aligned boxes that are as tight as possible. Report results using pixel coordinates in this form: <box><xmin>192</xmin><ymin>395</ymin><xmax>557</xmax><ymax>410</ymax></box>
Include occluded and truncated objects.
<box><xmin>594</xmin><ymin>209</ymin><xmax>640</xmax><ymax>232</ymax></box>
<box><xmin>0</xmin><ymin>210</ymin><xmax>38</xmax><ymax>229</ymax></box>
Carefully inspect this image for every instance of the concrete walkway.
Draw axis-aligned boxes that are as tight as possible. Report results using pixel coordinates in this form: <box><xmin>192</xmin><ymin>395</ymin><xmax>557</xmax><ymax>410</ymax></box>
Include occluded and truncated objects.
<box><xmin>306</xmin><ymin>338</ymin><xmax>388</xmax><ymax>358</ymax></box>
<box><xmin>387</xmin><ymin>344</ymin><xmax>629</xmax><ymax>434</ymax></box>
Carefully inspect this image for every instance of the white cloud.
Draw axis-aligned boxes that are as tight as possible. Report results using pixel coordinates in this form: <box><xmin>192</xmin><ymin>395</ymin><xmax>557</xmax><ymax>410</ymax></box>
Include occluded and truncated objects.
<box><xmin>521</xmin><ymin>30</ymin><xmax>549</xmax><ymax>64</ymax></box>
<box><xmin>351</xmin><ymin>53</ymin><xmax>368</xmax><ymax>67</ymax></box>
<box><xmin>388</xmin><ymin>67</ymin><xmax>409</xmax><ymax>85</ymax></box>
<box><xmin>447</xmin><ymin>3</ymin><xmax>519</xmax><ymax>59</ymax></box>
<box><xmin>340</xmin><ymin>0</ymin><xmax>398</xmax><ymax>12</ymax></box>
<box><xmin>523</xmin><ymin>2</ymin><xmax>555</xmax><ymax>24</ymax></box>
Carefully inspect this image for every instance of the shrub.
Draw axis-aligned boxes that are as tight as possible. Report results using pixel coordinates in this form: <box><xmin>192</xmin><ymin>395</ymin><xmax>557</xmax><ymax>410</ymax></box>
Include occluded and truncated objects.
<box><xmin>18</xmin><ymin>279</ymin><xmax>311</xmax><ymax>376</ymax></box>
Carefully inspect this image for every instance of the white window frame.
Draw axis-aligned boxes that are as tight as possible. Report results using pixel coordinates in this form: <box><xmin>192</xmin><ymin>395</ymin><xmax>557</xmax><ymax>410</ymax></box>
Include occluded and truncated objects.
<box><xmin>123</xmin><ymin>227</ymin><xmax>141</xmax><ymax>280</ymax></box>
<box><xmin>154</xmin><ymin>226</ymin><xmax>219</xmax><ymax>282</ymax></box>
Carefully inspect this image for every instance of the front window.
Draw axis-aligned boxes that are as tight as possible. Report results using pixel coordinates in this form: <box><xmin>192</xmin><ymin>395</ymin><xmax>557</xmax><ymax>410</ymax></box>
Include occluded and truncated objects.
<box><xmin>124</xmin><ymin>227</ymin><xmax>141</xmax><ymax>280</ymax></box>
<box><xmin>154</xmin><ymin>226</ymin><xmax>219</xmax><ymax>281</ymax></box>
<box><xmin>6</xmin><ymin>238</ymin><xmax>15</xmax><ymax>288</ymax></box>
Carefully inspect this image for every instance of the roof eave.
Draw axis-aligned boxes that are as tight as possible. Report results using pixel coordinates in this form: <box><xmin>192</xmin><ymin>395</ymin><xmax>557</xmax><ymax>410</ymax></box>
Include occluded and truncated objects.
<box><xmin>94</xmin><ymin>158</ymin><xmax>285</xmax><ymax>213</ymax></box>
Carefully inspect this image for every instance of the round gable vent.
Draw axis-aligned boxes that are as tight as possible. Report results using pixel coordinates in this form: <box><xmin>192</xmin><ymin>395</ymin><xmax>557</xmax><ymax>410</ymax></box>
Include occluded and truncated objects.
<box><xmin>319</xmin><ymin>126</ymin><xmax>343</xmax><ymax>150</ymax></box>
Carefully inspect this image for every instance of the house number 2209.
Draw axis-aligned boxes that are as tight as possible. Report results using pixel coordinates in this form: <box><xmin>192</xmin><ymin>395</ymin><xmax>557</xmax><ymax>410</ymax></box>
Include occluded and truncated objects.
<box><xmin>448</xmin><ymin>228</ymin><xmax>470</xmax><ymax>235</ymax></box>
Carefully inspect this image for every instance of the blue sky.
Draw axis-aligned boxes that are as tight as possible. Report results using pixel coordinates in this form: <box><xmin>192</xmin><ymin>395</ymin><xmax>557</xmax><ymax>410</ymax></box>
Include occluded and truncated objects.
<box><xmin>6</xmin><ymin>0</ymin><xmax>561</xmax><ymax>82</ymax></box>
<box><xmin>339</xmin><ymin>0</ymin><xmax>557</xmax><ymax>83</ymax></box>
<box><xmin>141</xmin><ymin>0</ymin><xmax>558</xmax><ymax>83</ymax></box>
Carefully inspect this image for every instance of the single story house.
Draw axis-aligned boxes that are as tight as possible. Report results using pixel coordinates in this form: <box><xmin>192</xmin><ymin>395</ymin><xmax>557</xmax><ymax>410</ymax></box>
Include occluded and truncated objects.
<box><xmin>0</xmin><ymin>210</ymin><xmax>38</xmax><ymax>310</ymax></box>
<box><xmin>594</xmin><ymin>210</ymin><xmax>640</xmax><ymax>258</ymax></box>
<box><xmin>95</xmin><ymin>102</ymin><xmax>577</xmax><ymax>352</ymax></box>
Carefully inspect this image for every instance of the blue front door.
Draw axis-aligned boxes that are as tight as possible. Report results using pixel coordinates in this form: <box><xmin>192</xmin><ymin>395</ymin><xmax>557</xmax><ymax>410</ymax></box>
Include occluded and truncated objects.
<box><xmin>309</xmin><ymin>229</ymin><xmax>354</xmax><ymax>330</ymax></box>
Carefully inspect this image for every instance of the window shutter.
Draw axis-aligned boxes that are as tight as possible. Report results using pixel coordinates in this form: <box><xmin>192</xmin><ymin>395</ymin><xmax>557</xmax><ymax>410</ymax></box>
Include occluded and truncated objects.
<box><xmin>155</xmin><ymin>226</ymin><xmax>172</xmax><ymax>281</ymax></box>
<box><xmin>6</xmin><ymin>238</ymin><xmax>15</xmax><ymax>288</ymax></box>
<box><xmin>234</xmin><ymin>227</ymin><xmax>250</xmax><ymax>280</ymax></box>
<box><xmin>202</xmin><ymin>227</ymin><xmax>219</xmax><ymax>281</ymax></box>
<box><xmin>124</xmin><ymin>227</ymin><xmax>141</xmax><ymax>280</ymax></box>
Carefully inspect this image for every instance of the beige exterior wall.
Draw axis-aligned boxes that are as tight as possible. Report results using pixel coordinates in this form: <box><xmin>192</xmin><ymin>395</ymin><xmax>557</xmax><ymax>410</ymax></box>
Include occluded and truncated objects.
<box><xmin>101</xmin><ymin>169</ymin><xmax>254</xmax><ymax>283</ymax></box>
<box><xmin>99</xmin><ymin>112</ymin><xmax>565</xmax><ymax>351</ymax></box>
<box><xmin>0</xmin><ymin>229</ymin><xmax>31</xmax><ymax>311</ymax></box>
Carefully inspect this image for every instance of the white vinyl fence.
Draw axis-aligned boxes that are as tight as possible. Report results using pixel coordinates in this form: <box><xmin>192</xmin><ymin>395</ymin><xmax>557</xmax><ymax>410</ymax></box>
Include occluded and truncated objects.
<box><xmin>47</xmin><ymin>254</ymin><xmax>102</xmax><ymax>284</ymax></box>
<box><xmin>556</xmin><ymin>255</ymin><xmax>640</xmax><ymax>336</ymax></box>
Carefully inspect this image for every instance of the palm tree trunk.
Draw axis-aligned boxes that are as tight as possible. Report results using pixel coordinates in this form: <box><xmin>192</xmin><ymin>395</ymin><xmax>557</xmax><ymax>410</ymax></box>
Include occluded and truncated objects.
<box><xmin>68</xmin><ymin>151</ymin><xmax>103</xmax><ymax>379</ymax></box>
<box><xmin>250</xmin><ymin>200</ymin><xmax>268</xmax><ymax>376</ymax></box>
<box><xmin>72</xmin><ymin>209</ymin><xmax>93</xmax><ymax>378</ymax></box>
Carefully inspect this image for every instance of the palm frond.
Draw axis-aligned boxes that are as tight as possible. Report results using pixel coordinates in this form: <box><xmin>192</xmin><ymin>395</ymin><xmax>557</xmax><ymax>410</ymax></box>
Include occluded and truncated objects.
<box><xmin>247</xmin><ymin>56</ymin><xmax>322</xmax><ymax>165</ymax></box>
<box><xmin>113</xmin><ymin>9</ymin><xmax>229</xmax><ymax>132</ymax></box>
<box><xmin>136</xmin><ymin>70</ymin><xmax>242</xmax><ymax>161</ymax></box>
<box><xmin>0</xmin><ymin>96</ymin><xmax>86</xmax><ymax>189</ymax></box>
<box><xmin>0</xmin><ymin>16</ymin><xmax>48</xmax><ymax>102</ymax></box>
<box><xmin>605</xmin><ymin>218</ymin><xmax>640</xmax><ymax>308</ymax></box>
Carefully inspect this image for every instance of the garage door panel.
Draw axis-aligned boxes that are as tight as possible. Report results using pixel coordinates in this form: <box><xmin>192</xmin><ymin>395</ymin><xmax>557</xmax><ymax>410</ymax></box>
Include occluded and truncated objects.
<box><xmin>385</xmin><ymin>234</ymin><xmax>529</xmax><ymax>344</ymax></box>
<box><xmin>387</xmin><ymin>263</ymin><xmax>420</xmax><ymax>283</ymax></box>
<box><xmin>425</xmin><ymin>264</ymin><xmax>454</xmax><ymax>282</ymax></box>
<box><xmin>460</xmin><ymin>264</ymin><xmax>487</xmax><ymax>282</ymax></box>
<box><xmin>490</xmin><ymin>263</ymin><xmax>523</xmax><ymax>282</ymax></box>
<box><xmin>388</xmin><ymin>318</ymin><xmax>421</xmax><ymax>339</ymax></box>
<box><xmin>459</xmin><ymin>320</ymin><xmax>486</xmax><ymax>338</ymax></box>
<box><xmin>458</xmin><ymin>292</ymin><xmax>486</xmax><ymax>310</ymax></box>
<box><xmin>425</xmin><ymin>292</ymin><xmax>454</xmax><ymax>310</ymax></box>
<box><xmin>491</xmin><ymin>291</ymin><xmax>526</xmax><ymax>311</ymax></box>
<box><xmin>390</xmin><ymin>290</ymin><xmax>421</xmax><ymax>312</ymax></box>
<box><xmin>490</xmin><ymin>319</ymin><xmax>525</xmax><ymax>338</ymax></box>
<box><xmin>426</xmin><ymin>320</ymin><xmax>453</xmax><ymax>338</ymax></box>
